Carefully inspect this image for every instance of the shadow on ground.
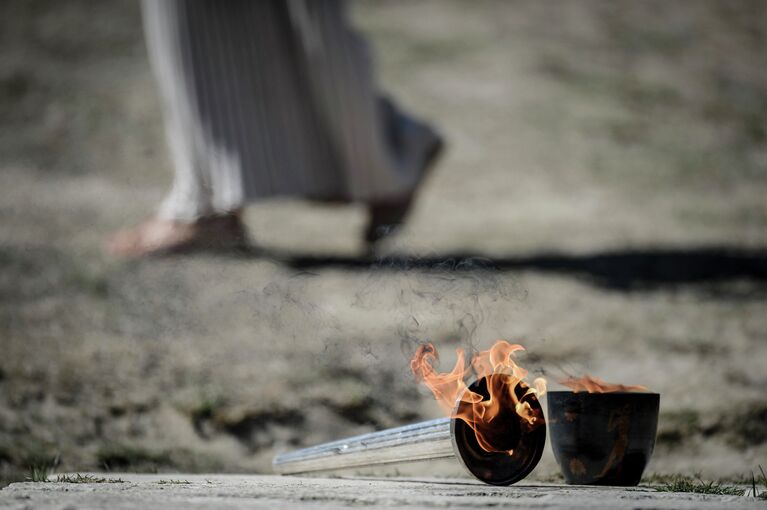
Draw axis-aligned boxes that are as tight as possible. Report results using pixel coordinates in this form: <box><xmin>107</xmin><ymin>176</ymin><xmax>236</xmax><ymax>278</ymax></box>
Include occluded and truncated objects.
<box><xmin>248</xmin><ymin>246</ymin><xmax>767</xmax><ymax>291</ymax></box>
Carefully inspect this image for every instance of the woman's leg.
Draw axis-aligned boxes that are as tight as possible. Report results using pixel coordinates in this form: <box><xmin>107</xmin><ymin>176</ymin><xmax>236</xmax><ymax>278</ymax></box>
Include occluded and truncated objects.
<box><xmin>144</xmin><ymin>0</ymin><xmax>216</xmax><ymax>221</ymax></box>
<box><xmin>106</xmin><ymin>0</ymin><xmax>247</xmax><ymax>257</ymax></box>
<box><xmin>108</xmin><ymin>0</ymin><xmax>443</xmax><ymax>257</ymax></box>
<box><xmin>286</xmin><ymin>0</ymin><xmax>443</xmax><ymax>242</ymax></box>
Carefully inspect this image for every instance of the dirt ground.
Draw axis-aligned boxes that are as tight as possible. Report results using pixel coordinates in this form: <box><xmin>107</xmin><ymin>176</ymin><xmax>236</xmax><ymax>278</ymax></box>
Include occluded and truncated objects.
<box><xmin>1</xmin><ymin>0</ymin><xmax>766</xmax><ymax>486</ymax></box>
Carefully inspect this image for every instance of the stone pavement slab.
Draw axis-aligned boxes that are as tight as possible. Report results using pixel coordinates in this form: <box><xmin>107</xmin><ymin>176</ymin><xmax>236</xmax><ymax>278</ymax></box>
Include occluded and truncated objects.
<box><xmin>1</xmin><ymin>474</ymin><xmax>764</xmax><ymax>509</ymax></box>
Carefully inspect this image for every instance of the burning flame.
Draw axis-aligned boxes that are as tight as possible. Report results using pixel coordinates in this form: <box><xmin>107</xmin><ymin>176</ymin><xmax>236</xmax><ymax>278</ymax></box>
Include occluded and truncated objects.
<box><xmin>559</xmin><ymin>374</ymin><xmax>648</xmax><ymax>393</ymax></box>
<box><xmin>410</xmin><ymin>340</ymin><xmax>546</xmax><ymax>454</ymax></box>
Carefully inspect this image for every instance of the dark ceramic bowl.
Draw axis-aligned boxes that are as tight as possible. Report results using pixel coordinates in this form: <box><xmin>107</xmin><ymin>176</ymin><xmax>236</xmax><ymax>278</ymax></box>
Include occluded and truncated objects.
<box><xmin>547</xmin><ymin>391</ymin><xmax>659</xmax><ymax>486</ymax></box>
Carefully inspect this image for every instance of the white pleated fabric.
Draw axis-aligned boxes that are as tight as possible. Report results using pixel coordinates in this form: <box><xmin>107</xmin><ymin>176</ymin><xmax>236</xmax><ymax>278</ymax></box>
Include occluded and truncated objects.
<box><xmin>141</xmin><ymin>0</ymin><xmax>433</xmax><ymax>221</ymax></box>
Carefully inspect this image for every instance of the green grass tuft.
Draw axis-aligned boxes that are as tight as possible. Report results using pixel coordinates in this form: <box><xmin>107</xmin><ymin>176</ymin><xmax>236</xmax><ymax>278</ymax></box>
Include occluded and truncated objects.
<box><xmin>650</xmin><ymin>474</ymin><xmax>744</xmax><ymax>496</ymax></box>
<box><xmin>25</xmin><ymin>454</ymin><xmax>59</xmax><ymax>482</ymax></box>
<box><xmin>752</xmin><ymin>465</ymin><xmax>767</xmax><ymax>500</ymax></box>
<box><xmin>26</xmin><ymin>464</ymin><xmax>51</xmax><ymax>482</ymax></box>
<box><xmin>55</xmin><ymin>473</ymin><xmax>124</xmax><ymax>484</ymax></box>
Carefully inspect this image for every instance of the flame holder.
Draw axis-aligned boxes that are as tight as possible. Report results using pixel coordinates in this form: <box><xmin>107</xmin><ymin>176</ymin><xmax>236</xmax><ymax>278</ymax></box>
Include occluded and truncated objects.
<box><xmin>547</xmin><ymin>391</ymin><xmax>659</xmax><ymax>486</ymax></box>
<box><xmin>273</xmin><ymin>378</ymin><xmax>546</xmax><ymax>486</ymax></box>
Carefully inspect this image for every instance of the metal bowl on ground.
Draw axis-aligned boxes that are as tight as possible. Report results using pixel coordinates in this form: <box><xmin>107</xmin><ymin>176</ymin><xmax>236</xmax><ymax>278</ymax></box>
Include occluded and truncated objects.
<box><xmin>547</xmin><ymin>391</ymin><xmax>659</xmax><ymax>486</ymax></box>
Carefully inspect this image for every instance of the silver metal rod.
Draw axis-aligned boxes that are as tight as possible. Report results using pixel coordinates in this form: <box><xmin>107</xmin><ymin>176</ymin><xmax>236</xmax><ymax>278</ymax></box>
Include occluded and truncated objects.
<box><xmin>272</xmin><ymin>378</ymin><xmax>547</xmax><ymax>486</ymax></box>
<box><xmin>273</xmin><ymin>418</ymin><xmax>455</xmax><ymax>475</ymax></box>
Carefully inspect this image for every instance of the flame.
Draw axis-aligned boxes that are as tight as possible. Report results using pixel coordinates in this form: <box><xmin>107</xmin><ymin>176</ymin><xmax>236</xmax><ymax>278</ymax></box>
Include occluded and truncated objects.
<box><xmin>559</xmin><ymin>374</ymin><xmax>648</xmax><ymax>393</ymax></box>
<box><xmin>410</xmin><ymin>340</ymin><xmax>546</xmax><ymax>454</ymax></box>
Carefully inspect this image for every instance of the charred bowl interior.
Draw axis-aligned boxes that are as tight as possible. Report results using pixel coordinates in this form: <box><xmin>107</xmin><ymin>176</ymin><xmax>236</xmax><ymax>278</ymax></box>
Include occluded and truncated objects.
<box><xmin>547</xmin><ymin>391</ymin><xmax>659</xmax><ymax>486</ymax></box>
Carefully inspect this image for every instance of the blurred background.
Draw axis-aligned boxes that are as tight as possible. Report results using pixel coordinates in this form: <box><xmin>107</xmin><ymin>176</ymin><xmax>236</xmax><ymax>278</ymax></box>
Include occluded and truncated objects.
<box><xmin>1</xmin><ymin>0</ymin><xmax>766</xmax><ymax>486</ymax></box>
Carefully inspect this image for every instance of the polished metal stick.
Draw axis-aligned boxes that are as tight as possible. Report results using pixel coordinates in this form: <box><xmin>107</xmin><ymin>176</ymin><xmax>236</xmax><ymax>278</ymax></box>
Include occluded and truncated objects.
<box><xmin>273</xmin><ymin>378</ymin><xmax>547</xmax><ymax>486</ymax></box>
<box><xmin>273</xmin><ymin>418</ymin><xmax>454</xmax><ymax>473</ymax></box>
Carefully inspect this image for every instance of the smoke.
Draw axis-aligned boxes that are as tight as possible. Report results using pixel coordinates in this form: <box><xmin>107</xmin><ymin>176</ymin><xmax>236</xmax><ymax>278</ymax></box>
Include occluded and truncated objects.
<box><xmin>351</xmin><ymin>255</ymin><xmax>529</xmax><ymax>366</ymax></box>
<box><xmin>244</xmin><ymin>254</ymin><xmax>534</xmax><ymax>393</ymax></box>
